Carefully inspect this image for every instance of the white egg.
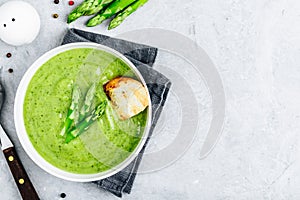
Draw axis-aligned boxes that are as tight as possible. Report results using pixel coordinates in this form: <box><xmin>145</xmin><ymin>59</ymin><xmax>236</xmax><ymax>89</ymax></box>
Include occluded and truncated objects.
<box><xmin>0</xmin><ymin>1</ymin><xmax>40</xmax><ymax>46</ymax></box>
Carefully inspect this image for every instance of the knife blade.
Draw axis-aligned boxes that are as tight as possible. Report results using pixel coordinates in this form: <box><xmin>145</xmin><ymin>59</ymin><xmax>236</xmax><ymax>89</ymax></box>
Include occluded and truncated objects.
<box><xmin>0</xmin><ymin>124</ymin><xmax>13</xmax><ymax>150</ymax></box>
<box><xmin>0</xmin><ymin>80</ymin><xmax>39</xmax><ymax>200</ymax></box>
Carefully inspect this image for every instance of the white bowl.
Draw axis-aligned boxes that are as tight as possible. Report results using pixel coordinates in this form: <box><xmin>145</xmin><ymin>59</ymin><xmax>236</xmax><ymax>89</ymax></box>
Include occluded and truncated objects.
<box><xmin>14</xmin><ymin>42</ymin><xmax>152</xmax><ymax>182</ymax></box>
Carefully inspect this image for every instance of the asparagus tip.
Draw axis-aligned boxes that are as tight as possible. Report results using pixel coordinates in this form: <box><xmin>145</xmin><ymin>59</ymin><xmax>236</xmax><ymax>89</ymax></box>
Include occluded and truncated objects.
<box><xmin>108</xmin><ymin>24</ymin><xmax>115</xmax><ymax>30</ymax></box>
<box><xmin>86</xmin><ymin>16</ymin><xmax>105</xmax><ymax>27</ymax></box>
<box><xmin>67</xmin><ymin>17</ymin><xmax>74</xmax><ymax>24</ymax></box>
<box><xmin>86</xmin><ymin>21</ymin><xmax>95</xmax><ymax>27</ymax></box>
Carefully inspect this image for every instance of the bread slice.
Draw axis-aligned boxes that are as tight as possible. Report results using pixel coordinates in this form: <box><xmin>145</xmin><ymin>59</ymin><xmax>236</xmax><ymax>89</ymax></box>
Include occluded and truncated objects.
<box><xmin>104</xmin><ymin>77</ymin><xmax>149</xmax><ymax>120</ymax></box>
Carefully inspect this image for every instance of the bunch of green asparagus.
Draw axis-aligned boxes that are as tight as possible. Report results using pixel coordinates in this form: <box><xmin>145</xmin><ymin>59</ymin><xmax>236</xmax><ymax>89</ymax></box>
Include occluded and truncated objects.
<box><xmin>67</xmin><ymin>0</ymin><xmax>149</xmax><ymax>30</ymax></box>
<box><xmin>61</xmin><ymin>84</ymin><xmax>107</xmax><ymax>143</ymax></box>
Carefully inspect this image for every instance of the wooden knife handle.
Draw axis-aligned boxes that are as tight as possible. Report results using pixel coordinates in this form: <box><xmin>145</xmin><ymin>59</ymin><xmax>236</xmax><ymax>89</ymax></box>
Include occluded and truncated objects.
<box><xmin>3</xmin><ymin>147</ymin><xmax>40</xmax><ymax>200</ymax></box>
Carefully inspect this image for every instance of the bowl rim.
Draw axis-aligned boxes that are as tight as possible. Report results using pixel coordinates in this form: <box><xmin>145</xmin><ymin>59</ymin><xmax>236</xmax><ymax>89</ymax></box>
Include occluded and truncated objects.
<box><xmin>14</xmin><ymin>42</ymin><xmax>152</xmax><ymax>182</ymax></box>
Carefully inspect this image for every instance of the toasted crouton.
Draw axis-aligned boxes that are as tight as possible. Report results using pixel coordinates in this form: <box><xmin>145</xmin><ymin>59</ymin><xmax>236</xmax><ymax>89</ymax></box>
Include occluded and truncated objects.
<box><xmin>104</xmin><ymin>77</ymin><xmax>149</xmax><ymax>120</ymax></box>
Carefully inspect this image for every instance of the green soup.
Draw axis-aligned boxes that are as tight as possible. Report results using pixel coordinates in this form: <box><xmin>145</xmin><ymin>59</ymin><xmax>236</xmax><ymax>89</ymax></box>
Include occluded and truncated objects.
<box><xmin>24</xmin><ymin>48</ymin><xmax>147</xmax><ymax>174</ymax></box>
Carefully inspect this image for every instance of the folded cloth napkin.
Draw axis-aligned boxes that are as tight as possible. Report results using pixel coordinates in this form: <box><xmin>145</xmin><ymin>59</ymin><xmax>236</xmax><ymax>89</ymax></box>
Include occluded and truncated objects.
<box><xmin>62</xmin><ymin>29</ymin><xmax>171</xmax><ymax>197</ymax></box>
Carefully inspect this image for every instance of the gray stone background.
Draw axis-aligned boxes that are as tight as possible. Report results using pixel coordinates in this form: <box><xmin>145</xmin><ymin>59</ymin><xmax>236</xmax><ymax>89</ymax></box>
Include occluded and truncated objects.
<box><xmin>1</xmin><ymin>0</ymin><xmax>300</xmax><ymax>199</ymax></box>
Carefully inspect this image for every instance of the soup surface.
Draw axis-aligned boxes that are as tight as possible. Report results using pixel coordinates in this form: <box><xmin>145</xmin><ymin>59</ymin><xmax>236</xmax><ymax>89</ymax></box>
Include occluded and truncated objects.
<box><xmin>24</xmin><ymin>48</ymin><xmax>147</xmax><ymax>174</ymax></box>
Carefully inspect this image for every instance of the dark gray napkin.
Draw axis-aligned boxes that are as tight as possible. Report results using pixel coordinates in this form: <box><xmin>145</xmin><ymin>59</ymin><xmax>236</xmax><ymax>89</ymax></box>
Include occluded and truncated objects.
<box><xmin>62</xmin><ymin>29</ymin><xmax>171</xmax><ymax>197</ymax></box>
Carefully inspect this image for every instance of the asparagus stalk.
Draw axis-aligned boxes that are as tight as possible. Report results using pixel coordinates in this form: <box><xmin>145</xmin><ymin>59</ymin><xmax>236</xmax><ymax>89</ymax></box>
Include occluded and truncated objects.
<box><xmin>108</xmin><ymin>0</ymin><xmax>148</xmax><ymax>30</ymax></box>
<box><xmin>65</xmin><ymin>101</ymin><xmax>107</xmax><ymax>143</ymax></box>
<box><xmin>78</xmin><ymin>83</ymin><xmax>96</xmax><ymax>122</ymax></box>
<box><xmin>86</xmin><ymin>0</ymin><xmax>137</xmax><ymax>27</ymax></box>
<box><xmin>67</xmin><ymin>0</ymin><xmax>115</xmax><ymax>23</ymax></box>
<box><xmin>60</xmin><ymin>85</ymin><xmax>81</xmax><ymax>136</ymax></box>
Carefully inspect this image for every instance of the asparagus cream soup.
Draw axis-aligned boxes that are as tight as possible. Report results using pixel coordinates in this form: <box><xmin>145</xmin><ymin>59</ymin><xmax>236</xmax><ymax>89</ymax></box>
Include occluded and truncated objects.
<box><xmin>24</xmin><ymin>48</ymin><xmax>148</xmax><ymax>174</ymax></box>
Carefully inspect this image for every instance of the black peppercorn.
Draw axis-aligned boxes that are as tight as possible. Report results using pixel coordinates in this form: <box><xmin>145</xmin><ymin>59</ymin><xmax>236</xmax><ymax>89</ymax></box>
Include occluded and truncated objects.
<box><xmin>6</xmin><ymin>53</ymin><xmax>12</xmax><ymax>58</ymax></box>
<box><xmin>60</xmin><ymin>193</ymin><xmax>66</xmax><ymax>198</ymax></box>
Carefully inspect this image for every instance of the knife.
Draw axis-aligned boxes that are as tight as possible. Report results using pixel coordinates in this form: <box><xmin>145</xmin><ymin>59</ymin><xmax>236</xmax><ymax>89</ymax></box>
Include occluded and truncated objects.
<box><xmin>0</xmin><ymin>82</ymin><xmax>39</xmax><ymax>200</ymax></box>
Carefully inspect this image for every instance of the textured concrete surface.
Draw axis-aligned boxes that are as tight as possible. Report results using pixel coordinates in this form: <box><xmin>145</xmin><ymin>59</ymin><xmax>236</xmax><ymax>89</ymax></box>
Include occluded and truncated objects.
<box><xmin>1</xmin><ymin>0</ymin><xmax>300</xmax><ymax>199</ymax></box>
